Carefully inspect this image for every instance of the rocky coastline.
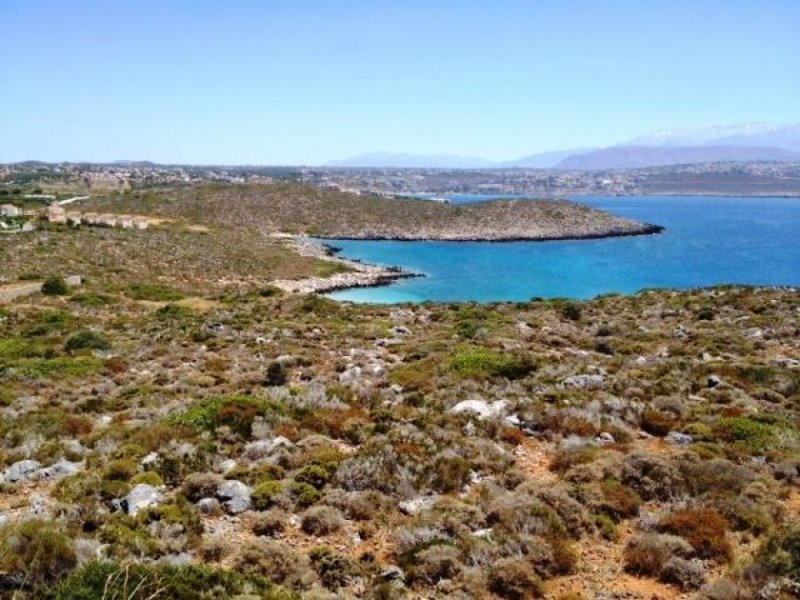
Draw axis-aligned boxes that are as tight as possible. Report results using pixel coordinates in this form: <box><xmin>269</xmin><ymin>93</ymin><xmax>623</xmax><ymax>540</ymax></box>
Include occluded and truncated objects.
<box><xmin>270</xmin><ymin>235</ymin><xmax>422</xmax><ymax>295</ymax></box>
<box><xmin>269</xmin><ymin>221</ymin><xmax>664</xmax><ymax>296</ymax></box>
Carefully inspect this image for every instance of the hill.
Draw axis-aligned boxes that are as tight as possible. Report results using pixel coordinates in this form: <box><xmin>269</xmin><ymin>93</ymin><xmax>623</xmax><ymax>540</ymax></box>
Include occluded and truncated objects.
<box><xmin>85</xmin><ymin>182</ymin><xmax>661</xmax><ymax>241</ymax></box>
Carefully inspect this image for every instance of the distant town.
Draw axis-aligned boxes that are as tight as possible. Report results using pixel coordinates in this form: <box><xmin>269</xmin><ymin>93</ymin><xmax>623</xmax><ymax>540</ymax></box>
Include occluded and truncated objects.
<box><xmin>1</xmin><ymin>160</ymin><xmax>800</xmax><ymax>207</ymax></box>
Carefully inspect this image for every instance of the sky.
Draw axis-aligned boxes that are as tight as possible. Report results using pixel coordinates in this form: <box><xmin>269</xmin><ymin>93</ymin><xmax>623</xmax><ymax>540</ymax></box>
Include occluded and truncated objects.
<box><xmin>1</xmin><ymin>0</ymin><xmax>799</xmax><ymax>164</ymax></box>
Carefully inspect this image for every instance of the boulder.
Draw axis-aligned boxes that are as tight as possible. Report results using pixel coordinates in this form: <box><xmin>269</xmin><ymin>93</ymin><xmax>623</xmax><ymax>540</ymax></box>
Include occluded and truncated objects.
<box><xmin>123</xmin><ymin>484</ymin><xmax>163</xmax><ymax>515</ymax></box>
<box><xmin>562</xmin><ymin>374</ymin><xmax>605</xmax><ymax>390</ymax></box>
<box><xmin>398</xmin><ymin>495</ymin><xmax>437</xmax><ymax>516</ymax></box>
<box><xmin>3</xmin><ymin>459</ymin><xmax>42</xmax><ymax>483</ymax></box>
<box><xmin>33</xmin><ymin>459</ymin><xmax>83</xmax><ymax>481</ymax></box>
<box><xmin>197</xmin><ymin>497</ymin><xmax>221</xmax><ymax>515</ymax></box>
<box><xmin>449</xmin><ymin>399</ymin><xmax>507</xmax><ymax>419</ymax></box>
<box><xmin>379</xmin><ymin>565</ymin><xmax>406</xmax><ymax>582</ymax></box>
<box><xmin>666</xmin><ymin>431</ymin><xmax>693</xmax><ymax>445</ymax></box>
<box><xmin>217</xmin><ymin>480</ymin><xmax>251</xmax><ymax>514</ymax></box>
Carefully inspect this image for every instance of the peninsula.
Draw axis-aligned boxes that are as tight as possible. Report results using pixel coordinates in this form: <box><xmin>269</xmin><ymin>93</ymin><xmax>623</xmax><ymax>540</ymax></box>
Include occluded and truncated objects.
<box><xmin>84</xmin><ymin>182</ymin><xmax>663</xmax><ymax>242</ymax></box>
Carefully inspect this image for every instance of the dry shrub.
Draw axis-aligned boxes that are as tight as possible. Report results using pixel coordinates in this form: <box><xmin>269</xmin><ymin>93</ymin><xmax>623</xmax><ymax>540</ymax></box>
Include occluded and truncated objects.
<box><xmin>251</xmin><ymin>510</ymin><xmax>287</xmax><ymax>537</ymax></box>
<box><xmin>300</xmin><ymin>505</ymin><xmax>344</xmax><ymax>536</ymax></box>
<box><xmin>623</xmin><ymin>533</ymin><xmax>692</xmax><ymax>576</ymax></box>
<box><xmin>181</xmin><ymin>472</ymin><xmax>223</xmax><ymax>502</ymax></box>
<box><xmin>234</xmin><ymin>539</ymin><xmax>314</xmax><ymax>589</ymax></box>
<box><xmin>599</xmin><ymin>479</ymin><xmax>641</xmax><ymax>520</ymax></box>
<box><xmin>660</xmin><ymin>508</ymin><xmax>732</xmax><ymax>562</ymax></box>
<box><xmin>499</xmin><ymin>427</ymin><xmax>527</xmax><ymax>446</ymax></box>
<box><xmin>488</xmin><ymin>557</ymin><xmax>543</xmax><ymax>599</ymax></box>
<box><xmin>412</xmin><ymin>544</ymin><xmax>462</xmax><ymax>583</ymax></box>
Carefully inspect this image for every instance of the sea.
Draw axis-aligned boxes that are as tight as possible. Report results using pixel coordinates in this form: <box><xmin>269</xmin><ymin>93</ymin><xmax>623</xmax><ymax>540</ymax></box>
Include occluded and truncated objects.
<box><xmin>324</xmin><ymin>195</ymin><xmax>800</xmax><ymax>304</ymax></box>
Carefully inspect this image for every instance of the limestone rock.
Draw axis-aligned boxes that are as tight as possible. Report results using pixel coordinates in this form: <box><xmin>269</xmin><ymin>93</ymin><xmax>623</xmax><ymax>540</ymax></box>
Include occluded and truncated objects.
<box><xmin>123</xmin><ymin>484</ymin><xmax>163</xmax><ymax>515</ymax></box>
<box><xmin>449</xmin><ymin>399</ymin><xmax>508</xmax><ymax>419</ymax></box>
<box><xmin>217</xmin><ymin>480</ymin><xmax>251</xmax><ymax>514</ymax></box>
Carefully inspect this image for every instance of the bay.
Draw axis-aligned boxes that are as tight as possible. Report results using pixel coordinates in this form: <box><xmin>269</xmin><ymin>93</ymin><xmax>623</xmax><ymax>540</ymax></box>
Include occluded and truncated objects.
<box><xmin>325</xmin><ymin>195</ymin><xmax>800</xmax><ymax>303</ymax></box>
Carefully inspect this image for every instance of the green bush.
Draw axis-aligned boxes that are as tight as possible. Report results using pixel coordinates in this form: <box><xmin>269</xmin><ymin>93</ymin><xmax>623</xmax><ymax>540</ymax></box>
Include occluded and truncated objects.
<box><xmin>65</xmin><ymin>330</ymin><xmax>111</xmax><ymax>352</ymax></box>
<box><xmin>0</xmin><ymin>519</ymin><xmax>77</xmax><ymax>586</ymax></box>
<box><xmin>252</xmin><ymin>480</ymin><xmax>284</xmax><ymax>510</ymax></box>
<box><xmin>560</xmin><ymin>302</ymin><xmax>582</xmax><ymax>321</ymax></box>
<box><xmin>449</xmin><ymin>347</ymin><xmax>534</xmax><ymax>380</ymax></box>
<box><xmin>41</xmin><ymin>277</ymin><xmax>70</xmax><ymax>296</ymax></box>
<box><xmin>12</xmin><ymin>356</ymin><xmax>104</xmax><ymax>379</ymax></box>
<box><xmin>45</xmin><ymin>561</ymin><xmax>286</xmax><ymax>600</ymax></box>
<box><xmin>294</xmin><ymin>465</ymin><xmax>330</xmax><ymax>490</ymax></box>
<box><xmin>173</xmin><ymin>395</ymin><xmax>284</xmax><ymax>434</ymax></box>
<box><xmin>713</xmin><ymin>416</ymin><xmax>776</xmax><ymax>454</ymax></box>
<box><xmin>127</xmin><ymin>283</ymin><xmax>185</xmax><ymax>301</ymax></box>
<box><xmin>755</xmin><ymin>526</ymin><xmax>800</xmax><ymax>579</ymax></box>
<box><xmin>290</xmin><ymin>481</ymin><xmax>322</xmax><ymax>507</ymax></box>
<box><xmin>265</xmin><ymin>360</ymin><xmax>288</xmax><ymax>386</ymax></box>
<box><xmin>70</xmin><ymin>292</ymin><xmax>117</xmax><ymax>306</ymax></box>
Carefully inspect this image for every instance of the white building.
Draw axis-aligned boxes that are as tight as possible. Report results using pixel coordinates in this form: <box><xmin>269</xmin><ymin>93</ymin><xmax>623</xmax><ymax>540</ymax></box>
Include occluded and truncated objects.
<box><xmin>0</xmin><ymin>204</ymin><xmax>21</xmax><ymax>217</ymax></box>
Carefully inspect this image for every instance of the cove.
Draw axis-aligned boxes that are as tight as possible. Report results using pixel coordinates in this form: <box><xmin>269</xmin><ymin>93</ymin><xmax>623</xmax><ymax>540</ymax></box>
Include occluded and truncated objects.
<box><xmin>324</xmin><ymin>195</ymin><xmax>800</xmax><ymax>303</ymax></box>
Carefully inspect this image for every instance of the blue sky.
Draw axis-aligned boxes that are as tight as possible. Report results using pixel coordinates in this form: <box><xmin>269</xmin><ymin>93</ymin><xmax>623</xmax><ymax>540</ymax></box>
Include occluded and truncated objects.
<box><xmin>1</xmin><ymin>0</ymin><xmax>798</xmax><ymax>164</ymax></box>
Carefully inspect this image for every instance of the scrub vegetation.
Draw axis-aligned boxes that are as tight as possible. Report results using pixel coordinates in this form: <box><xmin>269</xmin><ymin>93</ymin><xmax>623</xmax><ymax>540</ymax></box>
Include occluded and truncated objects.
<box><xmin>0</xmin><ymin>184</ymin><xmax>797</xmax><ymax>599</ymax></box>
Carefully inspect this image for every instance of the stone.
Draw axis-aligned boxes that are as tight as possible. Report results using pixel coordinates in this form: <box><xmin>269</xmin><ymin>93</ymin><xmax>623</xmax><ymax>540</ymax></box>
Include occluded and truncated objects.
<box><xmin>771</xmin><ymin>357</ymin><xmax>800</xmax><ymax>368</ymax></box>
<box><xmin>217</xmin><ymin>459</ymin><xmax>237</xmax><ymax>473</ymax></box>
<box><xmin>449</xmin><ymin>399</ymin><xmax>507</xmax><ymax>419</ymax></box>
<box><xmin>217</xmin><ymin>480</ymin><xmax>251</xmax><ymax>514</ymax></box>
<box><xmin>159</xmin><ymin>553</ymin><xmax>193</xmax><ymax>566</ymax></box>
<box><xmin>27</xmin><ymin>494</ymin><xmax>53</xmax><ymax>518</ymax></box>
<box><xmin>123</xmin><ymin>484</ymin><xmax>163</xmax><ymax>515</ymax></box>
<box><xmin>596</xmin><ymin>432</ymin><xmax>615</xmax><ymax>444</ymax></box>
<box><xmin>562</xmin><ymin>374</ymin><xmax>605</xmax><ymax>390</ymax></box>
<box><xmin>3</xmin><ymin>459</ymin><xmax>42</xmax><ymax>483</ymax></box>
<box><xmin>666</xmin><ymin>431</ymin><xmax>693</xmax><ymax>445</ymax></box>
<box><xmin>34</xmin><ymin>459</ymin><xmax>83</xmax><ymax>481</ymax></box>
<box><xmin>707</xmin><ymin>375</ymin><xmax>722</xmax><ymax>388</ymax></box>
<box><xmin>380</xmin><ymin>566</ymin><xmax>406</xmax><ymax>582</ymax></box>
<box><xmin>140</xmin><ymin>452</ymin><xmax>159</xmax><ymax>467</ymax></box>
<box><xmin>339</xmin><ymin>365</ymin><xmax>362</xmax><ymax>383</ymax></box>
<box><xmin>197</xmin><ymin>497</ymin><xmax>221</xmax><ymax>515</ymax></box>
<box><xmin>398</xmin><ymin>495</ymin><xmax>437</xmax><ymax>516</ymax></box>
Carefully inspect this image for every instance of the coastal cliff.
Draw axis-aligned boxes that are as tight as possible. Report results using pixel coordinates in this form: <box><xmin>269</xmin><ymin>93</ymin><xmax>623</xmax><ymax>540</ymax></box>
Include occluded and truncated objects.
<box><xmin>86</xmin><ymin>183</ymin><xmax>663</xmax><ymax>242</ymax></box>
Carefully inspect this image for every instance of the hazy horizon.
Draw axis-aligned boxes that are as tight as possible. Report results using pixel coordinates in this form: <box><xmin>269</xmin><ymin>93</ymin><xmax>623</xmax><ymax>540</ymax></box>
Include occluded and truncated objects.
<box><xmin>2</xmin><ymin>0</ymin><xmax>799</xmax><ymax>164</ymax></box>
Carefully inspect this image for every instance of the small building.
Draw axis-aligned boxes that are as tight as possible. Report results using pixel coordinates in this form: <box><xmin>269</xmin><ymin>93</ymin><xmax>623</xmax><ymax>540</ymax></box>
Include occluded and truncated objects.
<box><xmin>47</xmin><ymin>204</ymin><xmax>67</xmax><ymax>224</ymax></box>
<box><xmin>0</xmin><ymin>204</ymin><xmax>21</xmax><ymax>217</ymax></box>
<box><xmin>98</xmin><ymin>214</ymin><xmax>117</xmax><ymax>227</ymax></box>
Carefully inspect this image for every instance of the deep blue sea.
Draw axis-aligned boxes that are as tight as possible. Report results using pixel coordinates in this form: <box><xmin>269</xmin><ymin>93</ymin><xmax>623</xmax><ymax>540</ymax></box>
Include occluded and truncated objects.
<box><xmin>324</xmin><ymin>195</ymin><xmax>800</xmax><ymax>303</ymax></box>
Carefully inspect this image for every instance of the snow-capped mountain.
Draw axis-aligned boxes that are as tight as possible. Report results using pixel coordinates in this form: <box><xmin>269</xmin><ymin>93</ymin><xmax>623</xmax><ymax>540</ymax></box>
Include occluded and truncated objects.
<box><xmin>622</xmin><ymin>123</ymin><xmax>800</xmax><ymax>152</ymax></box>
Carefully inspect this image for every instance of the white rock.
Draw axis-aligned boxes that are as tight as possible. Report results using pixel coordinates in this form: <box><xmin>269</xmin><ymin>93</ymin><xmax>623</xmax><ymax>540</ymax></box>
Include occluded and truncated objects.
<box><xmin>398</xmin><ymin>495</ymin><xmax>437</xmax><ymax>516</ymax></box>
<box><xmin>3</xmin><ymin>459</ymin><xmax>42</xmax><ymax>483</ymax></box>
<box><xmin>123</xmin><ymin>484</ymin><xmax>163</xmax><ymax>515</ymax></box>
<box><xmin>449</xmin><ymin>399</ymin><xmax>508</xmax><ymax>419</ymax></box>
<box><xmin>562</xmin><ymin>374</ymin><xmax>605</xmax><ymax>390</ymax></box>
<box><xmin>216</xmin><ymin>480</ymin><xmax>251</xmax><ymax>514</ymax></box>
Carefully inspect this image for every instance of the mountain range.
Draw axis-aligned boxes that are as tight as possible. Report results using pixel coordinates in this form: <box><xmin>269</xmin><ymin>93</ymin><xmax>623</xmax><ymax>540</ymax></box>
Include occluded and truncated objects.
<box><xmin>326</xmin><ymin>123</ymin><xmax>800</xmax><ymax>170</ymax></box>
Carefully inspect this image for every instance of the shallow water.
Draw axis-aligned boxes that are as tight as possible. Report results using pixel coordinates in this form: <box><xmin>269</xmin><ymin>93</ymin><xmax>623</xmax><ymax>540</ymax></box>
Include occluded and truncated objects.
<box><xmin>324</xmin><ymin>195</ymin><xmax>800</xmax><ymax>303</ymax></box>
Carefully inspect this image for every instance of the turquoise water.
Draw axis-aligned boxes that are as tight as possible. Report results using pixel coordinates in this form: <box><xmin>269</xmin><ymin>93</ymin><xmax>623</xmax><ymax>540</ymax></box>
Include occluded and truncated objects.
<box><xmin>325</xmin><ymin>195</ymin><xmax>800</xmax><ymax>303</ymax></box>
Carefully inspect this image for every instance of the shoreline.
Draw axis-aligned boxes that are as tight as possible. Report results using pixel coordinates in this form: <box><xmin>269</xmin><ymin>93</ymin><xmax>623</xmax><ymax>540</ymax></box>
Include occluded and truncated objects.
<box><xmin>315</xmin><ymin>222</ymin><xmax>664</xmax><ymax>243</ymax></box>
<box><xmin>270</xmin><ymin>235</ymin><xmax>422</xmax><ymax>295</ymax></box>
<box><xmin>269</xmin><ymin>222</ymin><xmax>664</xmax><ymax>296</ymax></box>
